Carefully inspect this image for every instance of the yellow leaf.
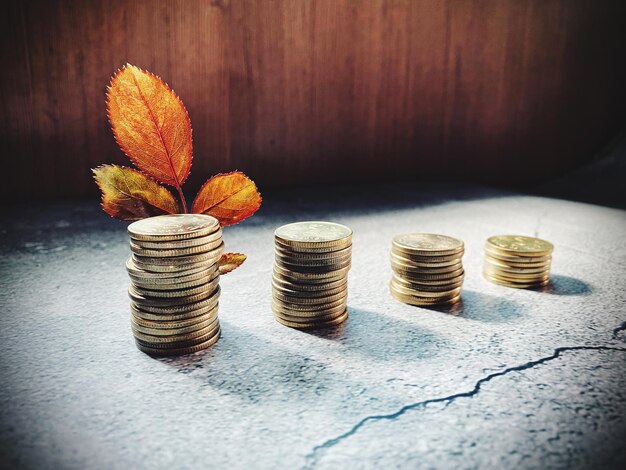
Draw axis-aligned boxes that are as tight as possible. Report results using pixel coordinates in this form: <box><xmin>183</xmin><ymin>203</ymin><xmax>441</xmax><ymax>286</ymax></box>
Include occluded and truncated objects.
<box><xmin>217</xmin><ymin>253</ymin><xmax>247</xmax><ymax>275</ymax></box>
<box><xmin>107</xmin><ymin>64</ymin><xmax>192</xmax><ymax>200</ymax></box>
<box><xmin>192</xmin><ymin>172</ymin><xmax>262</xmax><ymax>226</ymax></box>
<box><xmin>93</xmin><ymin>165</ymin><xmax>180</xmax><ymax>220</ymax></box>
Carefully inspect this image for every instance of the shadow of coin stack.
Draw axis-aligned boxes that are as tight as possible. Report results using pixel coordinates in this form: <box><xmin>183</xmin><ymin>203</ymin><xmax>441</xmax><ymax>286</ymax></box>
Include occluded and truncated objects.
<box><xmin>390</xmin><ymin>233</ymin><xmax>465</xmax><ymax>307</ymax></box>
<box><xmin>483</xmin><ymin>235</ymin><xmax>553</xmax><ymax>288</ymax></box>
<box><xmin>272</xmin><ymin>221</ymin><xmax>352</xmax><ymax>329</ymax></box>
<box><xmin>126</xmin><ymin>214</ymin><xmax>224</xmax><ymax>356</ymax></box>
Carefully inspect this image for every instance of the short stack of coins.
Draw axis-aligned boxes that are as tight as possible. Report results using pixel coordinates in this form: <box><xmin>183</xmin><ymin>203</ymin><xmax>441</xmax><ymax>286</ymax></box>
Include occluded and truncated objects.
<box><xmin>272</xmin><ymin>221</ymin><xmax>352</xmax><ymax>329</ymax></box>
<box><xmin>390</xmin><ymin>233</ymin><xmax>465</xmax><ymax>306</ymax></box>
<box><xmin>483</xmin><ymin>235</ymin><xmax>553</xmax><ymax>288</ymax></box>
<box><xmin>126</xmin><ymin>214</ymin><xmax>224</xmax><ymax>356</ymax></box>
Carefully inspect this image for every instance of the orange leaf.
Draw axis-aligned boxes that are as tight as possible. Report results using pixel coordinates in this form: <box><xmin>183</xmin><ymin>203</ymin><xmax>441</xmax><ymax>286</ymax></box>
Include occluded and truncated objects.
<box><xmin>93</xmin><ymin>165</ymin><xmax>180</xmax><ymax>220</ymax></box>
<box><xmin>192</xmin><ymin>172</ymin><xmax>262</xmax><ymax>226</ymax></box>
<box><xmin>218</xmin><ymin>253</ymin><xmax>247</xmax><ymax>275</ymax></box>
<box><xmin>107</xmin><ymin>64</ymin><xmax>192</xmax><ymax>189</ymax></box>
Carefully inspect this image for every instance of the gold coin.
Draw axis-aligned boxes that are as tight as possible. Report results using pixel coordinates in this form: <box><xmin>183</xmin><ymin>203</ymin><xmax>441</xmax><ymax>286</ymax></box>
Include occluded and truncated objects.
<box><xmin>125</xmin><ymin>257</ymin><xmax>211</xmax><ymax>277</ymax></box>
<box><xmin>272</xmin><ymin>301</ymin><xmax>347</xmax><ymax>319</ymax></box>
<box><xmin>483</xmin><ymin>272</ymin><xmax>550</xmax><ymax>289</ymax></box>
<box><xmin>272</xmin><ymin>279</ymin><xmax>347</xmax><ymax>298</ymax></box>
<box><xmin>275</xmin><ymin>244</ymin><xmax>352</xmax><ymax>260</ymax></box>
<box><xmin>134</xmin><ymin>323</ymin><xmax>220</xmax><ymax>349</ymax></box>
<box><xmin>131</xmin><ymin>298</ymin><xmax>219</xmax><ymax>321</ymax></box>
<box><xmin>392</xmin><ymin>233</ymin><xmax>464</xmax><ymax>256</ymax></box>
<box><xmin>135</xmin><ymin>327</ymin><xmax>221</xmax><ymax>356</ymax></box>
<box><xmin>482</xmin><ymin>268</ymin><xmax>550</xmax><ymax>282</ymax></box>
<box><xmin>275</xmin><ymin>258</ymin><xmax>351</xmax><ymax>274</ymax></box>
<box><xmin>390</xmin><ymin>276</ymin><xmax>463</xmax><ymax>293</ymax></box>
<box><xmin>131</xmin><ymin>258</ymin><xmax>217</xmax><ymax>274</ymax></box>
<box><xmin>272</xmin><ymin>289</ymin><xmax>347</xmax><ymax>306</ymax></box>
<box><xmin>390</xmin><ymin>281</ymin><xmax>461</xmax><ymax>298</ymax></box>
<box><xmin>486</xmin><ymin>235</ymin><xmax>553</xmax><ymax>257</ymax></box>
<box><xmin>132</xmin><ymin>317</ymin><xmax>219</xmax><ymax>344</ymax></box>
<box><xmin>272</xmin><ymin>297</ymin><xmax>347</xmax><ymax>314</ymax></box>
<box><xmin>273</xmin><ymin>264</ymin><xmax>350</xmax><ymax>281</ymax></box>
<box><xmin>390</xmin><ymin>286</ymin><xmax>461</xmax><ymax>306</ymax></box>
<box><xmin>275</xmin><ymin>251</ymin><xmax>352</xmax><ymax>267</ymax></box>
<box><xmin>394</xmin><ymin>267</ymin><xmax>465</xmax><ymax>281</ymax></box>
<box><xmin>131</xmin><ymin>313</ymin><xmax>218</xmax><ymax>336</ymax></box>
<box><xmin>131</xmin><ymin>270</ymin><xmax>218</xmax><ymax>291</ymax></box>
<box><xmin>275</xmin><ymin>238</ymin><xmax>352</xmax><ymax>254</ymax></box>
<box><xmin>128</xmin><ymin>214</ymin><xmax>219</xmax><ymax>241</ymax></box>
<box><xmin>128</xmin><ymin>265</ymin><xmax>217</xmax><ymax>286</ymax></box>
<box><xmin>274</xmin><ymin>309</ymin><xmax>348</xmax><ymax>329</ymax></box>
<box><xmin>130</xmin><ymin>236</ymin><xmax>223</xmax><ymax>258</ymax></box>
<box><xmin>484</xmin><ymin>252</ymin><xmax>552</xmax><ymax>268</ymax></box>
<box><xmin>132</xmin><ymin>243</ymin><xmax>224</xmax><ymax>266</ymax></box>
<box><xmin>484</xmin><ymin>246</ymin><xmax>552</xmax><ymax>264</ymax></box>
<box><xmin>131</xmin><ymin>276</ymin><xmax>220</xmax><ymax>299</ymax></box>
<box><xmin>272</xmin><ymin>273</ymin><xmax>347</xmax><ymax>292</ymax></box>
<box><xmin>272</xmin><ymin>294</ymin><xmax>347</xmax><ymax>311</ymax></box>
<box><xmin>130</xmin><ymin>302</ymin><xmax>219</xmax><ymax>326</ymax></box>
<box><xmin>484</xmin><ymin>258</ymin><xmax>551</xmax><ymax>275</ymax></box>
<box><xmin>131</xmin><ymin>228</ymin><xmax>223</xmax><ymax>249</ymax></box>
<box><xmin>391</xmin><ymin>262</ymin><xmax>464</xmax><ymax>276</ymax></box>
<box><xmin>391</xmin><ymin>272</ymin><xmax>464</xmax><ymax>287</ymax></box>
<box><xmin>391</xmin><ymin>248</ymin><xmax>464</xmax><ymax>264</ymax></box>
<box><xmin>391</xmin><ymin>253</ymin><xmax>462</xmax><ymax>269</ymax></box>
<box><xmin>274</xmin><ymin>221</ymin><xmax>352</xmax><ymax>249</ymax></box>
<box><xmin>129</xmin><ymin>283</ymin><xmax>220</xmax><ymax>307</ymax></box>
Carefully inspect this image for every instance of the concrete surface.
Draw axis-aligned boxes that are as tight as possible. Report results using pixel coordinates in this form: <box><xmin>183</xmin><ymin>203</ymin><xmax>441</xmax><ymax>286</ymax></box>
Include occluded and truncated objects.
<box><xmin>1</xmin><ymin>183</ymin><xmax>625</xmax><ymax>469</ymax></box>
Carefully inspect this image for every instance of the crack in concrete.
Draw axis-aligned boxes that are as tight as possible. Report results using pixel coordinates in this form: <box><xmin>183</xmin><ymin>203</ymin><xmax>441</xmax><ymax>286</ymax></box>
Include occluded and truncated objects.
<box><xmin>303</xmin><ymin>344</ymin><xmax>626</xmax><ymax>469</ymax></box>
<box><xmin>613</xmin><ymin>321</ymin><xmax>626</xmax><ymax>340</ymax></box>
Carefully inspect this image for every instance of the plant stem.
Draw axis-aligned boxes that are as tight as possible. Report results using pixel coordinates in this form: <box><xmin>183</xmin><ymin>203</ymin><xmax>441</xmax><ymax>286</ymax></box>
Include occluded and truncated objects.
<box><xmin>177</xmin><ymin>185</ymin><xmax>188</xmax><ymax>213</ymax></box>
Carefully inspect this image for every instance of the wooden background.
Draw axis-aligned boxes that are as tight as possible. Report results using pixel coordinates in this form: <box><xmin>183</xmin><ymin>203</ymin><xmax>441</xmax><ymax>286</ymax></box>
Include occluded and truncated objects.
<box><xmin>1</xmin><ymin>0</ymin><xmax>625</xmax><ymax>200</ymax></box>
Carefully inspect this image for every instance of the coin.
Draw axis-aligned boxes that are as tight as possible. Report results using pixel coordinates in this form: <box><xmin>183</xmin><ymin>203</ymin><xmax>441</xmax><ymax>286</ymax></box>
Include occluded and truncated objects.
<box><xmin>483</xmin><ymin>258</ymin><xmax>550</xmax><ymax>275</ymax></box>
<box><xmin>128</xmin><ymin>283</ymin><xmax>220</xmax><ymax>307</ymax></box>
<box><xmin>483</xmin><ymin>273</ymin><xmax>550</xmax><ymax>289</ymax></box>
<box><xmin>273</xmin><ymin>289</ymin><xmax>348</xmax><ymax>306</ymax></box>
<box><xmin>131</xmin><ymin>271</ymin><xmax>217</xmax><ymax>291</ymax></box>
<box><xmin>390</xmin><ymin>280</ymin><xmax>462</xmax><ymax>298</ymax></box>
<box><xmin>392</xmin><ymin>233</ymin><xmax>464</xmax><ymax>256</ymax></box>
<box><xmin>129</xmin><ymin>236</ymin><xmax>224</xmax><ymax>258</ymax></box>
<box><xmin>131</xmin><ymin>305</ymin><xmax>218</xmax><ymax>329</ymax></box>
<box><xmin>131</xmin><ymin>275</ymin><xmax>220</xmax><ymax>299</ymax></box>
<box><xmin>132</xmin><ymin>243</ymin><xmax>224</xmax><ymax>266</ymax></box>
<box><xmin>135</xmin><ymin>327</ymin><xmax>221</xmax><ymax>356</ymax></box>
<box><xmin>272</xmin><ymin>301</ymin><xmax>347</xmax><ymax>318</ymax></box>
<box><xmin>483</xmin><ymin>268</ymin><xmax>550</xmax><ymax>282</ymax></box>
<box><xmin>129</xmin><ymin>265</ymin><xmax>217</xmax><ymax>286</ymax></box>
<box><xmin>275</xmin><ymin>239</ymin><xmax>351</xmax><ymax>254</ymax></box>
<box><xmin>391</xmin><ymin>272</ymin><xmax>464</xmax><ymax>287</ymax></box>
<box><xmin>390</xmin><ymin>288</ymin><xmax>462</xmax><ymax>306</ymax></box>
<box><xmin>391</xmin><ymin>262</ymin><xmax>464</xmax><ymax>276</ymax></box>
<box><xmin>390</xmin><ymin>253</ymin><xmax>462</xmax><ymax>269</ymax></box>
<box><xmin>131</xmin><ymin>228</ymin><xmax>223</xmax><ymax>249</ymax></box>
<box><xmin>133</xmin><ymin>323</ymin><xmax>221</xmax><ymax>349</ymax></box>
<box><xmin>390</xmin><ymin>276</ymin><xmax>464</xmax><ymax>293</ymax></box>
<box><xmin>275</xmin><ymin>251</ymin><xmax>352</xmax><ymax>267</ymax></box>
<box><xmin>486</xmin><ymin>235</ymin><xmax>553</xmax><ymax>257</ymax></box>
<box><xmin>275</xmin><ymin>221</ymin><xmax>352</xmax><ymax>248</ymax></box>
<box><xmin>483</xmin><ymin>253</ymin><xmax>552</xmax><ymax>268</ymax></box>
<box><xmin>131</xmin><ymin>298</ymin><xmax>220</xmax><ymax>321</ymax></box>
<box><xmin>390</xmin><ymin>249</ymin><xmax>464</xmax><ymax>264</ymax></box>
<box><xmin>274</xmin><ymin>309</ymin><xmax>348</xmax><ymax>329</ymax></box>
<box><xmin>273</xmin><ymin>264</ymin><xmax>351</xmax><ymax>281</ymax></box>
<box><xmin>272</xmin><ymin>273</ymin><xmax>347</xmax><ymax>292</ymax></box>
<box><xmin>275</xmin><ymin>244</ymin><xmax>353</xmax><ymax>260</ymax></box>
<box><xmin>272</xmin><ymin>279</ymin><xmax>347</xmax><ymax>298</ymax></box>
<box><xmin>128</xmin><ymin>214</ymin><xmax>220</xmax><ymax>241</ymax></box>
<box><xmin>272</xmin><ymin>295</ymin><xmax>347</xmax><ymax>312</ymax></box>
<box><xmin>132</xmin><ymin>317</ymin><xmax>220</xmax><ymax>344</ymax></box>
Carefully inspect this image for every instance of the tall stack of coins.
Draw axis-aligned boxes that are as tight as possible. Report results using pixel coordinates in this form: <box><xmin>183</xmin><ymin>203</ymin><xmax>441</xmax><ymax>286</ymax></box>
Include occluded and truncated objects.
<box><xmin>126</xmin><ymin>214</ymin><xmax>224</xmax><ymax>356</ymax></box>
<box><xmin>483</xmin><ymin>235</ymin><xmax>553</xmax><ymax>288</ymax></box>
<box><xmin>272</xmin><ymin>221</ymin><xmax>352</xmax><ymax>329</ymax></box>
<box><xmin>390</xmin><ymin>233</ymin><xmax>465</xmax><ymax>306</ymax></box>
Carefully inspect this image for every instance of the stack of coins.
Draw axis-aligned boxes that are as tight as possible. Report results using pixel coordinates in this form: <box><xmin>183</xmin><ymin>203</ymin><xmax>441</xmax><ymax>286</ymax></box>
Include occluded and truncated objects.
<box><xmin>126</xmin><ymin>214</ymin><xmax>224</xmax><ymax>356</ymax></box>
<box><xmin>483</xmin><ymin>235</ymin><xmax>553</xmax><ymax>288</ymax></box>
<box><xmin>272</xmin><ymin>221</ymin><xmax>352</xmax><ymax>329</ymax></box>
<box><xmin>390</xmin><ymin>233</ymin><xmax>465</xmax><ymax>306</ymax></box>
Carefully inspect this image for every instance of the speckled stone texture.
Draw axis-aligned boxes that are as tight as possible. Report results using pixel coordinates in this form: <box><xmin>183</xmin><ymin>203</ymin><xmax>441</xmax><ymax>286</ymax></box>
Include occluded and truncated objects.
<box><xmin>1</xmin><ymin>183</ymin><xmax>625</xmax><ymax>469</ymax></box>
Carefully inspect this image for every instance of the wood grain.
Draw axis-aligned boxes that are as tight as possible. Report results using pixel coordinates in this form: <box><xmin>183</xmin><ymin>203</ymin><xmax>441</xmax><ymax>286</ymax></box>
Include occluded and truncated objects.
<box><xmin>1</xmin><ymin>0</ymin><xmax>625</xmax><ymax>200</ymax></box>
